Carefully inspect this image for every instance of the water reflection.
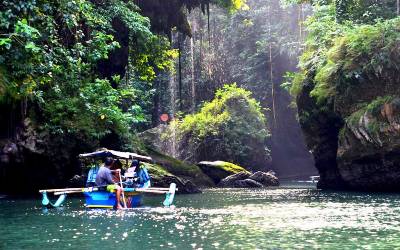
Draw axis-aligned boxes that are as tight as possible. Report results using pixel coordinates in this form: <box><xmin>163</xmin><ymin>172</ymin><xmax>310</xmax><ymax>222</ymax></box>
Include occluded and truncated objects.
<box><xmin>2</xmin><ymin>188</ymin><xmax>400</xmax><ymax>249</ymax></box>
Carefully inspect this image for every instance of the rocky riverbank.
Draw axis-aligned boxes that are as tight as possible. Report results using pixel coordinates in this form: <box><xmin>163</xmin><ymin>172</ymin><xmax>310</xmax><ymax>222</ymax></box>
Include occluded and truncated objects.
<box><xmin>145</xmin><ymin>153</ymin><xmax>280</xmax><ymax>193</ymax></box>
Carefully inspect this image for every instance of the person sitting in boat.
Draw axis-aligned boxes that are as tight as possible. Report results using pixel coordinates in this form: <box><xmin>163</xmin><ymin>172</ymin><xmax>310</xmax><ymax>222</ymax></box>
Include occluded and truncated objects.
<box><xmin>124</xmin><ymin>160</ymin><xmax>150</xmax><ymax>188</ymax></box>
<box><xmin>124</xmin><ymin>160</ymin><xmax>139</xmax><ymax>188</ymax></box>
<box><xmin>135</xmin><ymin>161</ymin><xmax>151</xmax><ymax>188</ymax></box>
<box><xmin>86</xmin><ymin>164</ymin><xmax>99</xmax><ymax>187</ymax></box>
<box><xmin>95</xmin><ymin>157</ymin><xmax>124</xmax><ymax>209</ymax></box>
<box><xmin>110</xmin><ymin>159</ymin><xmax>123</xmax><ymax>183</ymax></box>
<box><xmin>138</xmin><ymin>164</ymin><xmax>151</xmax><ymax>188</ymax></box>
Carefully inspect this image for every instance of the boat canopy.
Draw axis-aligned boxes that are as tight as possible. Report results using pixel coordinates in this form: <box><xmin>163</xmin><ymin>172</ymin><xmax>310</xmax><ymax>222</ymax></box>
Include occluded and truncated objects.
<box><xmin>79</xmin><ymin>149</ymin><xmax>152</xmax><ymax>162</ymax></box>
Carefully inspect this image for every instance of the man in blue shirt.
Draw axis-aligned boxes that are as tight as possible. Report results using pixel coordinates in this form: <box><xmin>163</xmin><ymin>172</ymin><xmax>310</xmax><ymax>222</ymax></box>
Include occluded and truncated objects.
<box><xmin>95</xmin><ymin>157</ymin><xmax>124</xmax><ymax>209</ymax></box>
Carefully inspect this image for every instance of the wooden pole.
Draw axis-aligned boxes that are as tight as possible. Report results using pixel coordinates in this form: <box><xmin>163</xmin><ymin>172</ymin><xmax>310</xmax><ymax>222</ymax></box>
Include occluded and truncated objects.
<box><xmin>54</xmin><ymin>188</ymin><xmax>171</xmax><ymax>196</ymax></box>
<box><xmin>54</xmin><ymin>190</ymin><xmax>88</xmax><ymax>195</ymax></box>
<box><xmin>39</xmin><ymin>187</ymin><xmax>84</xmax><ymax>193</ymax></box>
<box><xmin>119</xmin><ymin>172</ymin><xmax>127</xmax><ymax>208</ymax></box>
<box><xmin>143</xmin><ymin>187</ymin><xmax>176</xmax><ymax>191</ymax></box>
<box><xmin>132</xmin><ymin>189</ymin><xmax>169</xmax><ymax>194</ymax></box>
<box><xmin>43</xmin><ymin>184</ymin><xmax>177</xmax><ymax>196</ymax></box>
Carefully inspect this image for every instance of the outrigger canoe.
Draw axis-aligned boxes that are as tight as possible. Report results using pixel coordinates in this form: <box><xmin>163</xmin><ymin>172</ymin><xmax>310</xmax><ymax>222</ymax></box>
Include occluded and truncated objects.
<box><xmin>39</xmin><ymin>149</ymin><xmax>177</xmax><ymax>209</ymax></box>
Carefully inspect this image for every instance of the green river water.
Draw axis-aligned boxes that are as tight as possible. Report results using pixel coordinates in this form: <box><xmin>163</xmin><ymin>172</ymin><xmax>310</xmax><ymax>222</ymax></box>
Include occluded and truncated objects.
<box><xmin>1</xmin><ymin>184</ymin><xmax>400</xmax><ymax>249</ymax></box>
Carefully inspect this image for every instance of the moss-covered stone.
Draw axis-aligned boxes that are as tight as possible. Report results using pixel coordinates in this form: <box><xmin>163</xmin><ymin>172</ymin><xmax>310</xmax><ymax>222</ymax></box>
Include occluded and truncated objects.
<box><xmin>144</xmin><ymin>162</ymin><xmax>172</xmax><ymax>179</ymax></box>
<box><xmin>143</xmin><ymin>162</ymin><xmax>201</xmax><ymax>193</ymax></box>
<box><xmin>143</xmin><ymin>147</ymin><xmax>214</xmax><ymax>187</ymax></box>
<box><xmin>197</xmin><ymin>161</ymin><xmax>249</xmax><ymax>184</ymax></box>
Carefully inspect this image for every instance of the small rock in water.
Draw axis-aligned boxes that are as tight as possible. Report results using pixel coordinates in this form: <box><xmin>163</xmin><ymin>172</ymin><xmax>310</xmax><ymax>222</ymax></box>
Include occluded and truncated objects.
<box><xmin>234</xmin><ymin>179</ymin><xmax>264</xmax><ymax>188</ymax></box>
<box><xmin>152</xmin><ymin>175</ymin><xmax>201</xmax><ymax>194</ymax></box>
<box><xmin>218</xmin><ymin>171</ymin><xmax>279</xmax><ymax>188</ymax></box>
<box><xmin>248</xmin><ymin>171</ymin><xmax>279</xmax><ymax>186</ymax></box>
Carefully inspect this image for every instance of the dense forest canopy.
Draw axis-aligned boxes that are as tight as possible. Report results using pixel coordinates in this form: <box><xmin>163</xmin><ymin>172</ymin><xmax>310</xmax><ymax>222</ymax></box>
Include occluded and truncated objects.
<box><xmin>0</xmin><ymin>0</ymin><xmax>245</xmax><ymax>149</ymax></box>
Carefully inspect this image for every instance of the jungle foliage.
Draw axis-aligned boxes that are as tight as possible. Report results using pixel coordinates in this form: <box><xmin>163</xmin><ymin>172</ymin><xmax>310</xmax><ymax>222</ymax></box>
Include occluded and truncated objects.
<box><xmin>0</xmin><ymin>0</ymin><xmax>244</xmax><ymax>149</ymax></box>
<box><xmin>0</xmin><ymin>0</ymin><xmax>176</xmax><ymax>146</ymax></box>
<box><xmin>312</xmin><ymin>17</ymin><xmax>400</xmax><ymax>104</ymax></box>
<box><xmin>171</xmin><ymin>0</ymin><xmax>305</xmax><ymax>112</ymax></box>
<box><xmin>288</xmin><ymin>1</ymin><xmax>400</xmax><ymax>105</ymax></box>
<box><xmin>284</xmin><ymin>0</ymin><xmax>400</xmax><ymax>157</ymax></box>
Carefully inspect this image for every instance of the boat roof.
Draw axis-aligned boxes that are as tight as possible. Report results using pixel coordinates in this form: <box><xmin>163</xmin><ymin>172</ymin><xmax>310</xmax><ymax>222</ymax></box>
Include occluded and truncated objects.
<box><xmin>79</xmin><ymin>149</ymin><xmax>152</xmax><ymax>162</ymax></box>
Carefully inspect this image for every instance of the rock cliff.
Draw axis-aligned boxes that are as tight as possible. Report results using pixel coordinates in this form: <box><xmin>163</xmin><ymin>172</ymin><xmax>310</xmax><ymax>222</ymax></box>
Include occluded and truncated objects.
<box><xmin>296</xmin><ymin>18</ymin><xmax>400</xmax><ymax>191</ymax></box>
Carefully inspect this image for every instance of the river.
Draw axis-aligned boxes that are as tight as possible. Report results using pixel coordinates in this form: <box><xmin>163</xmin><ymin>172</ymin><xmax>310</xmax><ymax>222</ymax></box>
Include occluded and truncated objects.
<box><xmin>1</xmin><ymin>183</ymin><xmax>400</xmax><ymax>249</ymax></box>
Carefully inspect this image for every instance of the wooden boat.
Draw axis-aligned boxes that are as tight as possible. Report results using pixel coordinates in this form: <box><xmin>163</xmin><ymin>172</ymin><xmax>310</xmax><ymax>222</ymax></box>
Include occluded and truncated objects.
<box><xmin>39</xmin><ymin>149</ymin><xmax>176</xmax><ymax>209</ymax></box>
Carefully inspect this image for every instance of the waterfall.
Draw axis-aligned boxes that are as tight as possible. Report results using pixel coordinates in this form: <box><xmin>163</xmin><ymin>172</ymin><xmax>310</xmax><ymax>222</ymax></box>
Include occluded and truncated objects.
<box><xmin>168</xmin><ymin>31</ymin><xmax>178</xmax><ymax>158</ymax></box>
<box><xmin>169</xmin><ymin>74</ymin><xmax>177</xmax><ymax>158</ymax></box>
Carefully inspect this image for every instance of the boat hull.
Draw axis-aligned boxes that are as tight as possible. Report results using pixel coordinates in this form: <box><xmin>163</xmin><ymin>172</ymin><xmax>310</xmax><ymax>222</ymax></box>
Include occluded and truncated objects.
<box><xmin>84</xmin><ymin>191</ymin><xmax>142</xmax><ymax>209</ymax></box>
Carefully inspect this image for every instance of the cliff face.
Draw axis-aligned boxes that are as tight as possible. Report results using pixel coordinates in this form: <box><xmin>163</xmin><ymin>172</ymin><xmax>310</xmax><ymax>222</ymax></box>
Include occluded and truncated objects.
<box><xmin>298</xmin><ymin>79</ymin><xmax>400</xmax><ymax>191</ymax></box>
<box><xmin>296</xmin><ymin>18</ymin><xmax>400</xmax><ymax>191</ymax></box>
<box><xmin>0</xmin><ymin>118</ymin><xmax>87</xmax><ymax>194</ymax></box>
<box><xmin>297</xmin><ymin>83</ymin><xmax>346</xmax><ymax>189</ymax></box>
<box><xmin>337</xmin><ymin>98</ymin><xmax>400</xmax><ymax>190</ymax></box>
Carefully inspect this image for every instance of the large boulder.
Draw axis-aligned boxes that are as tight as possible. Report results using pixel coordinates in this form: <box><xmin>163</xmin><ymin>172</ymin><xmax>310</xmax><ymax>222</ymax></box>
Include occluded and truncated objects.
<box><xmin>218</xmin><ymin>171</ymin><xmax>251</xmax><ymax>187</ymax></box>
<box><xmin>151</xmin><ymin>174</ymin><xmax>201</xmax><ymax>194</ymax></box>
<box><xmin>143</xmin><ymin>156</ymin><xmax>208</xmax><ymax>194</ymax></box>
<box><xmin>139</xmin><ymin>125</ymin><xmax>172</xmax><ymax>156</ymax></box>
<box><xmin>197</xmin><ymin>161</ymin><xmax>249</xmax><ymax>184</ymax></box>
<box><xmin>144</xmin><ymin>148</ymin><xmax>214</xmax><ymax>188</ymax></box>
<box><xmin>139</xmin><ymin>85</ymin><xmax>271</xmax><ymax>171</ymax></box>
<box><xmin>234</xmin><ymin>179</ymin><xmax>264</xmax><ymax>188</ymax></box>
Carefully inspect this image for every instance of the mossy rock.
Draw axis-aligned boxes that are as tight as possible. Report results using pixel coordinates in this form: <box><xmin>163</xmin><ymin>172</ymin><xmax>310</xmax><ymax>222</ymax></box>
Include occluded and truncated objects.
<box><xmin>197</xmin><ymin>161</ymin><xmax>250</xmax><ymax>184</ymax></box>
<box><xmin>144</xmin><ymin>163</ymin><xmax>172</xmax><ymax>179</ymax></box>
<box><xmin>143</xmin><ymin>147</ymin><xmax>214</xmax><ymax>187</ymax></box>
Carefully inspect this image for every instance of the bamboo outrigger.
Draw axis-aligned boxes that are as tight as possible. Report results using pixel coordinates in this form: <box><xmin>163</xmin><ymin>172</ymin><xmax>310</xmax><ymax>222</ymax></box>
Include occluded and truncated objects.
<box><xmin>39</xmin><ymin>149</ymin><xmax>177</xmax><ymax>209</ymax></box>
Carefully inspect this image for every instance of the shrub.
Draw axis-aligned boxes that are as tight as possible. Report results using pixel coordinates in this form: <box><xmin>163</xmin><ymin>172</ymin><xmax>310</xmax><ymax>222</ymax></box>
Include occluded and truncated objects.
<box><xmin>173</xmin><ymin>84</ymin><xmax>270</xmax><ymax>170</ymax></box>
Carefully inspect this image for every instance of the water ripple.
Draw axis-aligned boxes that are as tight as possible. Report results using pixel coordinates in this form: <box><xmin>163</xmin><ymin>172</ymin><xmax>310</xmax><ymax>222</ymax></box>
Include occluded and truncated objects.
<box><xmin>2</xmin><ymin>188</ymin><xmax>400</xmax><ymax>249</ymax></box>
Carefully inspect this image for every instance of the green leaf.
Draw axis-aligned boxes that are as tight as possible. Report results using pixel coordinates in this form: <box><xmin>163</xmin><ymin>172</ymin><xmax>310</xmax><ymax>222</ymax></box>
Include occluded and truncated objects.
<box><xmin>24</xmin><ymin>41</ymin><xmax>40</xmax><ymax>53</ymax></box>
<box><xmin>0</xmin><ymin>38</ymin><xmax>12</xmax><ymax>49</ymax></box>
